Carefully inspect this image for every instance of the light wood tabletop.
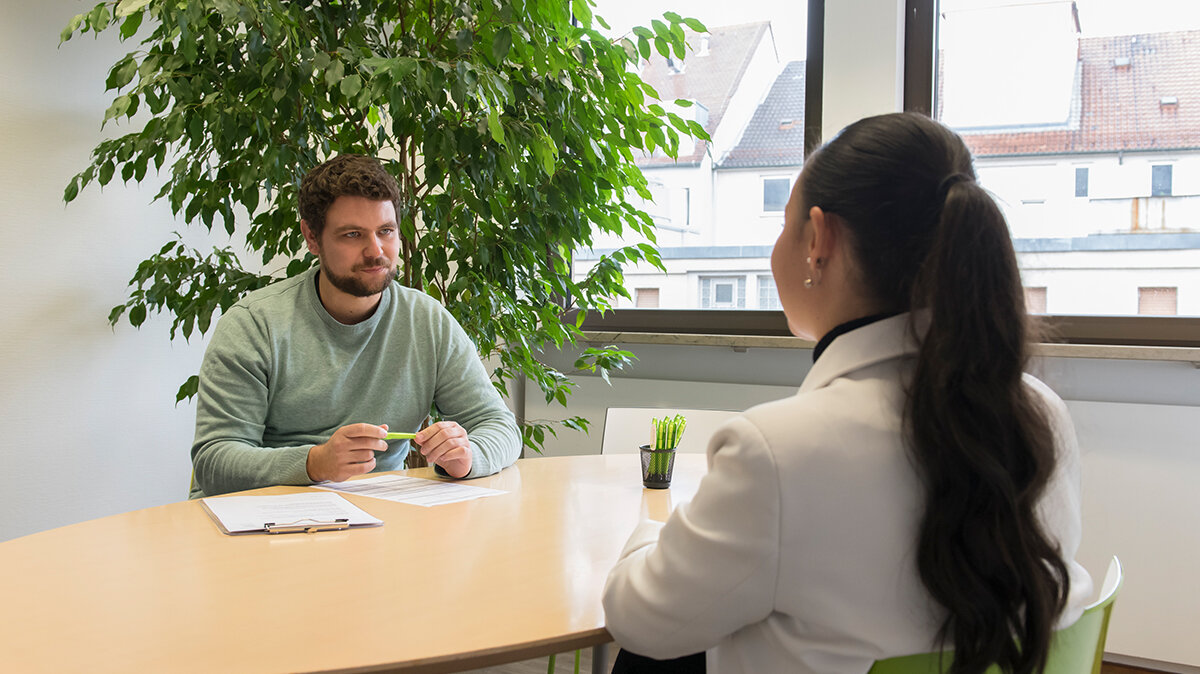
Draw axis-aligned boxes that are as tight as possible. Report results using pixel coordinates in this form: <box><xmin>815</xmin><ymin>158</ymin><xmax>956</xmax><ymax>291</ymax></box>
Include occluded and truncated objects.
<box><xmin>0</xmin><ymin>454</ymin><xmax>705</xmax><ymax>673</ymax></box>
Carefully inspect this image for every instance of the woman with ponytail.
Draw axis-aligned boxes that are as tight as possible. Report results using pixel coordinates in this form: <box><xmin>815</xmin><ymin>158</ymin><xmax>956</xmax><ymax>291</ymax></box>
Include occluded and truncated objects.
<box><xmin>603</xmin><ymin>112</ymin><xmax>1094</xmax><ymax>674</ymax></box>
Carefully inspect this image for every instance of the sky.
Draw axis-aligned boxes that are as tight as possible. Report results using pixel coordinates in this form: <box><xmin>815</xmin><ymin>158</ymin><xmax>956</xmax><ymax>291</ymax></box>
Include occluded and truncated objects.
<box><xmin>590</xmin><ymin>0</ymin><xmax>1200</xmax><ymax>61</ymax></box>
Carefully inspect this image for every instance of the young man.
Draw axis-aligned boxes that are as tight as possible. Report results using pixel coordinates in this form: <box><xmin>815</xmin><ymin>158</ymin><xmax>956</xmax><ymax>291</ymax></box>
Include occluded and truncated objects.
<box><xmin>190</xmin><ymin>155</ymin><xmax>521</xmax><ymax>498</ymax></box>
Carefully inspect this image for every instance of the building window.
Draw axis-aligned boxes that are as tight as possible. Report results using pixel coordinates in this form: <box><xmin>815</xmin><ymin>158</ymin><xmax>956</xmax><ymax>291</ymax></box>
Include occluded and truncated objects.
<box><xmin>635</xmin><ymin>288</ymin><xmax>660</xmax><ymax>308</ymax></box>
<box><xmin>757</xmin><ymin>275</ymin><xmax>781</xmax><ymax>310</ymax></box>
<box><xmin>762</xmin><ymin>177</ymin><xmax>791</xmax><ymax>213</ymax></box>
<box><xmin>1024</xmin><ymin>287</ymin><xmax>1047</xmax><ymax>314</ymax></box>
<box><xmin>1138</xmin><ymin>287</ymin><xmax>1178</xmax><ymax>315</ymax></box>
<box><xmin>1074</xmin><ymin>167</ymin><xmax>1089</xmax><ymax>198</ymax></box>
<box><xmin>700</xmin><ymin>276</ymin><xmax>746</xmax><ymax>309</ymax></box>
<box><xmin>1151</xmin><ymin>165</ymin><xmax>1173</xmax><ymax>196</ymax></box>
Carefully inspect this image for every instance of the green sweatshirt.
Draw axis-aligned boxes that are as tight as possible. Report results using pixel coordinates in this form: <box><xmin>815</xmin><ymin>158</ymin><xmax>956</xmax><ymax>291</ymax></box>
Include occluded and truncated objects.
<box><xmin>190</xmin><ymin>268</ymin><xmax>521</xmax><ymax>498</ymax></box>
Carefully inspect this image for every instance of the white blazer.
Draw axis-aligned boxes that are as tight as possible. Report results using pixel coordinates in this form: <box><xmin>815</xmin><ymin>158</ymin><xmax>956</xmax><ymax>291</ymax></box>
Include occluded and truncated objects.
<box><xmin>602</xmin><ymin>313</ymin><xmax>1094</xmax><ymax>674</ymax></box>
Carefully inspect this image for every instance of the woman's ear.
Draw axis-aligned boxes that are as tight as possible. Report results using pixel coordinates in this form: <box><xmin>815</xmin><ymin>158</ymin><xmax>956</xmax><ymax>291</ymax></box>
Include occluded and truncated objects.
<box><xmin>807</xmin><ymin>206</ymin><xmax>838</xmax><ymax>265</ymax></box>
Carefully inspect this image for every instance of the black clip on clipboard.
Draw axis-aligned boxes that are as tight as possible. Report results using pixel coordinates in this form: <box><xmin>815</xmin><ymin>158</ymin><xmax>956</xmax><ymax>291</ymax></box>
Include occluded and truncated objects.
<box><xmin>263</xmin><ymin>518</ymin><xmax>350</xmax><ymax>534</ymax></box>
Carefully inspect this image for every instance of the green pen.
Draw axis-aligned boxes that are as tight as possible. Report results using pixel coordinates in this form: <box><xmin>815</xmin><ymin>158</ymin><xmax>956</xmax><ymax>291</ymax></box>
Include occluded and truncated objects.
<box><xmin>384</xmin><ymin>432</ymin><xmax>417</xmax><ymax>440</ymax></box>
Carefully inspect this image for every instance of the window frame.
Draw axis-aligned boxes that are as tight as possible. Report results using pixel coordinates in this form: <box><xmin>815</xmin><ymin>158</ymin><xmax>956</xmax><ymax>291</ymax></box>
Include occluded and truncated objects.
<box><xmin>577</xmin><ymin>0</ymin><xmax>1200</xmax><ymax>347</ymax></box>
<box><xmin>1074</xmin><ymin>166</ymin><xmax>1089</xmax><ymax>198</ymax></box>
<box><xmin>761</xmin><ymin>175</ymin><xmax>792</xmax><ymax>214</ymax></box>
<box><xmin>1151</xmin><ymin>164</ymin><xmax>1174</xmax><ymax>197</ymax></box>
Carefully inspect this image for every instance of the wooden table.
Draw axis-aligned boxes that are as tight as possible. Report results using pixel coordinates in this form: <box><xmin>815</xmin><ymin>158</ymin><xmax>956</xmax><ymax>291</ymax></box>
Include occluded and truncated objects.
<box><xmin>0</xmin><ymin>454</ymin><xmax>705</xmax><ymax>673</ymax></box>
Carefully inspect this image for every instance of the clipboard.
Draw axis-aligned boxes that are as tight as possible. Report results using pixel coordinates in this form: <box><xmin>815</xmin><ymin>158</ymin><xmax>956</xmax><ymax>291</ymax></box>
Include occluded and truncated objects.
<box><xmin>200</xmin><ymin>492</ymin><xmax>384</xmax><ymax>535</ymax></box>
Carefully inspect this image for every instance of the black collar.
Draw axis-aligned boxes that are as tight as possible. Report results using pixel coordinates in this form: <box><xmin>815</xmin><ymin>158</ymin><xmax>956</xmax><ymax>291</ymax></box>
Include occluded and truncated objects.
<box><xmin>812</xmin><ymin>311</ymin><xmax>902</xmax><ymax>363</ymax></box>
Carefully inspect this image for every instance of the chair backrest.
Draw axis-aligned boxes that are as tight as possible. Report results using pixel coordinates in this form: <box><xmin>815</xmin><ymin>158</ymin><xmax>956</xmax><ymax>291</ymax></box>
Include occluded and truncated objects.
<box><xmin>868</xmin><ymin>556</ymin><xmax>1123</xmax><ymax>674</ymax></box>
<box><xmin>600</xmin><ymin>407</ymin><xmax>740</xmax><ymax>455</ymax></box>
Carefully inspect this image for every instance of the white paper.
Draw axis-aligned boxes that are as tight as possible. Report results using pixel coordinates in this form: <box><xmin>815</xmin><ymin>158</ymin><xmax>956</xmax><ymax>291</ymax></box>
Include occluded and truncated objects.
<box><xmin>314</xmin><ymin>474</ymin><xmax>505</xmax><ymax>507</ymax></box>
<box><xmin>202</xmin><ymin>492</ymin><xmax>383</xmax><ymax>533</ymax></box>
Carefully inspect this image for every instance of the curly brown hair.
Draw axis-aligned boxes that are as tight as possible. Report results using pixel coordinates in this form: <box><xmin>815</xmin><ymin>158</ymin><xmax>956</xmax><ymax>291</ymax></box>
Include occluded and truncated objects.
<box><xmin>298</xmin><ymin>155</ymin><xmax>400</xmax><ymax>238</ymax></box>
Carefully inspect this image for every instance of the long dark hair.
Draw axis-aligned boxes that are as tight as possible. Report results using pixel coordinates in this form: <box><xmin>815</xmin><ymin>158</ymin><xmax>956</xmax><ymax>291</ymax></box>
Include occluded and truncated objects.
<box><xmin>800</xmin><ymin>113</ymin><xmax>1069</xmax><ymax>674</ymax></box>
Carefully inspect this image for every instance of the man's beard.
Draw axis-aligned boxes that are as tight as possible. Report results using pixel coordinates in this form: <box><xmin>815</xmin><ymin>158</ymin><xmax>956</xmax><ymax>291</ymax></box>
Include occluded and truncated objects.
<box><xmin>322</xmin><ymin>258</ymin><xmax>397</xmax><ymax>297</ymax></box>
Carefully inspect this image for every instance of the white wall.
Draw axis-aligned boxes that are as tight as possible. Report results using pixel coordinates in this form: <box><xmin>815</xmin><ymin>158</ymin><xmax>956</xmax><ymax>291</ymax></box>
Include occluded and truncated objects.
<box><xmin>0</xmin><ymin>1</ymin><xmax>226</xmax><ymax>540</ymax></box>
<box><xmin>712</xmin><ymin>168</ymin><xmax>794</xmax><ymax>247</ymax></box>
<box><xmin>1019</xmin><ymin>251</ymin><xmax>1200</xmax><ymax>315</ymax></box>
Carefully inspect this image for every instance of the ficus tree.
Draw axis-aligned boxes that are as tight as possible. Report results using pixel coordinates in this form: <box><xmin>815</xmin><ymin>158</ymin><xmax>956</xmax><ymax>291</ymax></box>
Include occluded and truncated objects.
<box><xmin>62</xmin><ymin>0</ymin><xmax>708</xmax><ymax>452</ymax></box>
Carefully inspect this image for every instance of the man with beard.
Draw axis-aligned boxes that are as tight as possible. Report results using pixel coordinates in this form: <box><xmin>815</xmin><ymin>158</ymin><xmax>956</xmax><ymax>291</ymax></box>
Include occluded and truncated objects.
<box><xmin>189</xmin><ymin>155</ymin><xmax>521</xmax><ymax>498</ymax></box>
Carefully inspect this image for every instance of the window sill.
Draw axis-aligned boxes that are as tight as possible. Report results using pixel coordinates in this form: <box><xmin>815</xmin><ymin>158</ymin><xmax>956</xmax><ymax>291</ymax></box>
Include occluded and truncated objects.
<box><xmin>573</xmin><ymin>310</ymin><xmax>1200</xmax><ymax>363</ymax></box>
<box><xmin>580</xmin><ymin>330</ymin><xmax>1200</xmax><ymax>364</ymax></box>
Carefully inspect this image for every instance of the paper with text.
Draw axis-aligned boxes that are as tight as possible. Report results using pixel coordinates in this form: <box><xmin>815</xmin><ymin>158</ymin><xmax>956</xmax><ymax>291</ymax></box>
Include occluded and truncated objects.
<box><xmin>314</xmin><ymin>474</ymin><xmax>505</xmax><ymax>507</ymax></box>
<box><xmin>201</xmin><ymin>492</ymin><xmax>383</xmax><ymax>534</ymax></box>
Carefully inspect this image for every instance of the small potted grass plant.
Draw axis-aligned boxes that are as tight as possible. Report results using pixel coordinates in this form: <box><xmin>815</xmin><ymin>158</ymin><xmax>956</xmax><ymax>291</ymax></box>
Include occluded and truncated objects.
<box><xmin>640</xmin><ymin>414</ymin><xmax>687</xmax><ymax>489</ymax></box>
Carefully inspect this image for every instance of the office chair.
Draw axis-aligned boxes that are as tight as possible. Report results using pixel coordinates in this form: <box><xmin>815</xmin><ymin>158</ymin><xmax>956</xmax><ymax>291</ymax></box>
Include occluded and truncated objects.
<box><xmin>868</xmin><ymin>556</ymin><xmax>1123</xmax><ymax>674</ymax></box>
<box><xmin>600</xmin><ymin>407</ymin><xmax>740</xmax><ymax>455</ymax></box>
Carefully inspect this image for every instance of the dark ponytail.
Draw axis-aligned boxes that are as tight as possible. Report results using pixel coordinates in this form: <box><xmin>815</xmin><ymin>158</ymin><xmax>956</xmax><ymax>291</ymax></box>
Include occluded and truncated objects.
<box><xmin>800</xmin><ymin>113</ymin><xmax>1069</xmax><ymax>674</ymax></box>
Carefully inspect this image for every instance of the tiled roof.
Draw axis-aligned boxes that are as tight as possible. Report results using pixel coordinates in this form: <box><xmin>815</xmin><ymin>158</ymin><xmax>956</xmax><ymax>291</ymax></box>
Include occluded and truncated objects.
<box><xmin>636</xmin><ymin>21</ymin><xmax>772</xmax><ymax>166</ymax></box>
<box><xmin>963</xmin><ymin>30</ymin><xmax>1200</xmax><ymax>156</ymax></box>
<box><xmin>719</xmin><ymin>60</ymin><xmax>806</xmax><ymax>168</ymax></box>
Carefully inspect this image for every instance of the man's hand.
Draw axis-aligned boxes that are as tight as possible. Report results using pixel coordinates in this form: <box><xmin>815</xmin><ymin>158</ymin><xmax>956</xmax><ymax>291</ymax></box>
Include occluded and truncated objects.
<box><xmin>306</xmin><ymin>423</ymin><xmax>388</xmax><ymax>482</ymax></box>
<box><xmin>414</xmin><ymin>421</ymin><xmax>473</xmax><ymax>478</ymax></box>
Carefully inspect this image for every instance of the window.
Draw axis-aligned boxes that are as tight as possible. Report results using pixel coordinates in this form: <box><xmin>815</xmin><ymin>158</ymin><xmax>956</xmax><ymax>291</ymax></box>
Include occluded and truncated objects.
<box><xmin>1138</xmin><ymin>287</ymin><xmax>1178</xmax><ymax>315</ymax></box>
<box><xmin>575</xmin><ymin>1</ymin><xmax>808</xmax><ymax>311</ymax></box>
<box><xmin>577</xmin><ymin>0</ymin><xmax>1200</xmax><ymax>344</ymax></box>
<box><xmin>1024</xmin><ymin>287</ymin><xmax>1048</xmax><ymax>314</ymax></box>
<box><xmin>762</xmin><ymin>177</ymin><xmax>791</xmax><ymax>213</ymax></box>
<box><xmin>1151</xmin><ymin>165</ymin><xmax>1173</xmax><ymax>197</ymax></box>
<box><xmin>635</xmin><ymin>288</ymin><xmax>660</xmax><ymax>308</ymax></box>
<box><xmin>700</xmin><ymin>276</ymin><xmax>746</xmax><ymax>309</ymax></box>
<box><xmin>933</xmin><ymin>0</ymin><xmax>1200</xmax><ymax>320</ymax></box>
<box><xmin>758</xmin><ymin>275</ymin><xmax>782</xmax><ymax>310</ymax></box>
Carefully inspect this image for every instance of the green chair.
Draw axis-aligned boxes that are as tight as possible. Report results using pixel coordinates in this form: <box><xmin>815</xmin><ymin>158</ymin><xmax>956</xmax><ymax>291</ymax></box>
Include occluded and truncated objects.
<box><xmin>869</xmin><ymin>556</ymin><xmax>1123</xmax><ymax>674</ymax></box>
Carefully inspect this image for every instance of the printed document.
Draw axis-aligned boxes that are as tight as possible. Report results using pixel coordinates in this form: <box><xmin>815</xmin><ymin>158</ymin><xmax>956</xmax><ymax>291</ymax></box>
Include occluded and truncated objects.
<box><xmin>315</xmin><ymin>474</ymin><xmax>505</xmax><ymax>507</ymax></box>
<box><xmin>201</xmin><ymin>492</ymin><xmax>383</xmax><ymax>534</ymax></box>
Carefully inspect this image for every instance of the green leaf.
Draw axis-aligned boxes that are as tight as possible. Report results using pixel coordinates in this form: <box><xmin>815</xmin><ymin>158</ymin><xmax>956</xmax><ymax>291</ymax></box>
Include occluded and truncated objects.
<box><xmin>106</xmin><ymin>57</ymin><xmax>138</xmax><ymax>90</ymax></box>
<box><xmin>570</xmin><ymin>0</ymin><xmax>593</xmax><ymax>26</ymax></box>
<box><xmin>175</xmin><ymin>375</ymin><xmax>199</xmax><ymax>404</ymax></box>
<box><xmin>324</xmin><ymin>59</ymin><xmax>344</xmax><ymax>88</ymax></box>
<box><xmin>487</xmin><ymin>108</ymin><xmax>506</xmax><ymax>146</ymax></box>
<box><xmin>99</xmin><ymin>160</ymin><xmax>115</xmax><ymax>186</ymax></box>
<box><xmin>683</xmin><ymin>18</ymin><xmax>708</xmax><ymax>33</ymax></box>
<box><xmin>492</xmin><ymin>27</ymin><xmax>512</xmax><ymax>63</ymax></box>
<box><xmin>118</xmin><ymin>11</ymin><xmax>143</xmax><ymax>40</ymax></box>
<box><xmin>340</xmin><ymin>74</ymin><xmax>362</xmax><ymax>98</ymax></box>
<box><xmin>456</xmin><ymin>29</ymin><xmax>474</xmax><ymax>53</ymax></box>
<box><xmin>63</xmin><ymin>176</ymin><xmax>80</xmax><ymax>203</ymax></box>
<box><xmin>114</xmin><ymin>0</ymin><xmax>151</xmax><ymax>17</ymax></box>
<box><xmin>391</xmin><ymin>57</ymin><xmax>417</xmax><ymax>80</ymax></box>
<box><xmin>88</xmin><ymin>4</ymin><xmax>111</xmax><ymax>32</ymax></box>
<box><xmin>128</xmin><ymin>304</ymin><xmax>147</xmax><ymax>327</ymax></box>
<box><xmin>60</xmin><ymin>13</ymin><xmax>85</xmax><ymax>43</ymax></box>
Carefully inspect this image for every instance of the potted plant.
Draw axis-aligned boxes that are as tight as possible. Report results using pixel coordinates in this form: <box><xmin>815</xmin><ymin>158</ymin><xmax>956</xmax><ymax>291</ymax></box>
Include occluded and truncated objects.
<box><xmin>61</xmin><ymin>0</ymin><xmax>708</xmax><ymax>454</ymax></box>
